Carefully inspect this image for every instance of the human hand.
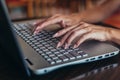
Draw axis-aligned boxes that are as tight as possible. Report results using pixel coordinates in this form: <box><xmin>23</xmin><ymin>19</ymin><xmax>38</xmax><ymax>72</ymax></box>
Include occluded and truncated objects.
<box><xmin>33</xmin><ymin>14</ymin><xmax>81</xmax><ymax>34</ymax></box>
<box><xmin>53</xmin><ymin>22</ymin><xmax>113</xmax><ymax>49</ymax></box>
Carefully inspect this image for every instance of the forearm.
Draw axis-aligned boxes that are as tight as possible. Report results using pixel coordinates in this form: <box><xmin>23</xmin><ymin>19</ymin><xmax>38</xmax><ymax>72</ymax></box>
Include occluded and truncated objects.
<box><xmin>110</xmin><ymin>29</ymin><xmax>120</xmax><ymax>45</ymax></box>
<box><xmin>78</xmin><ymin>0</ymin><xmax>120</xmax><ymax>23</ymax></box>
<box><xmin>79</xmin><ymin>8</ymin><xmax>108</xmax><ymax>23</ymax></box>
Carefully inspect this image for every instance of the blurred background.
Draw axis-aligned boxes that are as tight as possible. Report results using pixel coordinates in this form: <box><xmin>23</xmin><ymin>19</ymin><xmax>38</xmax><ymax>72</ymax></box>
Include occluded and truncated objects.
<box><xmin>5</xmin><ymin>0</ymin><xmax>106</xmax><ymax>21</ymax></box>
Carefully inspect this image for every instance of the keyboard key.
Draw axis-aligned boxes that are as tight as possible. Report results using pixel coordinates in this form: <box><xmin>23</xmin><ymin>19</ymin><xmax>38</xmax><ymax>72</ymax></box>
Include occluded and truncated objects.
<box><xmin>46</xmin><ymin>58</ymin><xmax>52</xmax><ymax>62</ymax></box>
<box><xmin>65</xmin><ymin>53</ymin><xmax>75</xmax><ymax>60</ymax></box>
<box><xmin>45</xmin><ymin>52</ymin><xmax>52</xmax><ymax>55</ymax></box>
<box><xmin>14</xmin><ymin>24</ymin><xmax>23</xmax><ymax>30</ymax></box>
<box><xmin>59</xmin><ymin>56</ymin><xmax>69</xmax><ymax>62</ymax></box>
<box><xmin>79</xmin><ymin>52</ymin><xmax>88</xmax><ymax>57</ymax></box>
<box><xmin>55</xmin><ymin>59</ymin><xmax>62</xmax><ymax>63</ymax></box>
<box><xmin>49</xmin><ymin>54</ymin><xmax>55</xmax><ymax>57</ymax></box>
<box><xmin>52</xmin><ymin>56</ymin><xmax>58</xmax><ymax>60</ymax></box>
<box><xmin>49</xmin><ymin>60</ymin><xmax>55</xmax><ymax>64</ymax></box>
<box><xmin>70</xmin><ymin>52</ymin><xmax>82</xmax><ymax>59</ymax></box>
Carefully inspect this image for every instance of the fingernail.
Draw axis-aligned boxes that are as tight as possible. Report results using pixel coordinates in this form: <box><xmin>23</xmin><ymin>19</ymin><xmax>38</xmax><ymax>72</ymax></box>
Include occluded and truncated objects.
<box><xmin>57</xmin><ymin>42</ymin><xmax>61</xmax><ymax>48</ymax></box>
<box><xmin>33</xmin><ymin>31</ymin><xmax>37</xmax><ymax>35</ymax></box>
<box><xmin>33</xmin><ymin>22</ymin><xmax>37</xmax><ymax>25</ymax></box>
<box><xmin>33</xmin><ymin>30</ymin><xmax>39</xmax><ymax>35</ymax></box>
<box><xmin>64</xmin><ymin>43</ymin><xmax>69</xmax><ymax>49</ymax></box>
<box><xmin>73</xmin><ymin>44</ymin><xmax>78</xmax><ymax>49</ymax></box>
<box><xmin>53</xmin><ymin>33</ymin><xmax>58</xmax><ymax>37</ymax></box>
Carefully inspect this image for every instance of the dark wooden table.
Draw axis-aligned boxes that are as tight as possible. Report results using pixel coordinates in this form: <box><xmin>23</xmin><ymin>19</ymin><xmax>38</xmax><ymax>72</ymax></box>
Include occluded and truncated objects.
<box><xmin>0</xmin><ymin>45</ymin><xmax>120</xmax><ymax>80</ymax></box>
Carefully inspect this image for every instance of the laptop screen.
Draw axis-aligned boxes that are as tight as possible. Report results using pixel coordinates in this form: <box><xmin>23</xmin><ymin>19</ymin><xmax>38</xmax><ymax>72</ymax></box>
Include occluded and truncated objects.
<box><xmin>0</xmin><ymin>0</ymin><xmax>31</xmax><ymax>77</ymax></box>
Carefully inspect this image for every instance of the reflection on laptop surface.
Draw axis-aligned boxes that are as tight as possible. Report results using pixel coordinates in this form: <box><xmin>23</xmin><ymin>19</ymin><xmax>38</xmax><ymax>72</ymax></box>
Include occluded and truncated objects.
<box><xmin>70</xmin><ymin>62</ymin><xmax>118</xmax><ymax>80</ymax></box>
<box><xmin>0</xmin><ymin>0</ymin><xmax>119</xmax><ymax>77</ymax></box>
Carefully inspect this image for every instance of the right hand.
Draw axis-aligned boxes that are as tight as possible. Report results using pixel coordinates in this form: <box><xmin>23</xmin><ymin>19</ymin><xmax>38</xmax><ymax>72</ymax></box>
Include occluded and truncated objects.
<box><xmin>53</xmin><ymin>22</ymin><xmax>113</xmax><ymax>49</ymax></box>
<box><xmin>33</xmin><ymin>14</ymin><xmax>82</xmax><ymax>34</ymax></box>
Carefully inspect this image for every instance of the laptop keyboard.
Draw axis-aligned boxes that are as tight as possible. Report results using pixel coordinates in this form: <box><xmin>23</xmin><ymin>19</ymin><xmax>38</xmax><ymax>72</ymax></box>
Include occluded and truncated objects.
<box><xmin>13</xmin><ymin>23</ymin><xmax>88</xmax><ymax>65</ymax></box>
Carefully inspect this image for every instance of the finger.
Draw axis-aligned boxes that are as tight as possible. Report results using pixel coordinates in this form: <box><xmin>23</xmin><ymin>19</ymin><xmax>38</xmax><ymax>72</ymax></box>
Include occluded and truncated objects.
<box><xmin>54</xmin><ymin>23</ymin><xmax>82</xmax><ymax>48</ymax></box>
<box><xmin>35</xmin><ymin>14</ymin><xmax>64</xmax><ymax>30</ymax></box>
<box><xmin>57</xmin><ymin>24</ymin><xmax>86</xmax><ymax>49</ymax></box>
<box><xmin>57</xmin><ymin>23</ymin><xmax>91</xmax><ymax>48</ymax></box>
<box><xmin>32</xmin><ymin>19</ymin><xmax>47</xmax><ymax>34</ymax></box>
<box><xmin>64</xmin><ymin>23</ymin><xmax>91</xmax><ymax>47</ymax></box>
<box><xmin>56</xmin><ymin>31</ymin><xmax>72</xmax><ymax>48</ymax></box>
<box><xmin>54</xmin><ymin>22</ymin><xmax>89</xmax><ymax>37</ymax></box>
<box><xmin>66</xmin><ymin>27</ymin><xmax>90</xmax><ymax>47</ymax></box>
<box><xmin>57</xmin><ymin>20</ymin><xmax>66</xmax><ymax>28</ymax></box>
<box><xmin>53</xmin><ymin>23</ymin><xmax>80</xmax><ymax>38</ymax></box>
<box><xmin>33</xmin><ymin>19</ymin><xmax>46</xmax><ymax>26</ymax></box>
<box><xmin>34</xmin><ymin>14</ymin><xmax>61</xmax><ymax>25</ymax></box>
<box><xmin>33</xmin><ymin>19</ymin><xmax>48</xmax><ymax>34</ymax></box>
<box><xmin>34</xmin><ymin>16</ymin><xmax>63</xmax><ymax>34</ymax></box>
<box><xmin>74</xmin><ymin>32</ymin><xmax>92</xmax><ymax>48</ymax></box>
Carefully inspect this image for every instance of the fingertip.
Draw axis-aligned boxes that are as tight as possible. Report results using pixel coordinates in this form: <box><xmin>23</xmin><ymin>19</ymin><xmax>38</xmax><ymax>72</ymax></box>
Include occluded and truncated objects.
<box><xmin>73</xmin><ymin>44</ymin><xmax>78</xmax><ymax>49</ymax></box>
<box><xmin>53</xmin><ymin>33</ymin><xmax>58</xmax><ymax>38</ymax></box>
<box><xmin>33</xmin><ymin>29</ymin><xmax>40</xmax><ymax>35</ymax></box>
<box><xmin>56</xmin><ymin>42</ymin><xmax>61</xmax><ymax>48</ymax></box>
<box><xmin>33</xmin><ymin>31</ymin><xmax>38</xmax><ymax>35</ymax></box>
<box><xmin>64</xmin><ymin>43</ymin><xmax>69</xmax><ymax>49</ymax></box>
<box><xmin>33</xmin><ymin>22</ymin><xmax>36</xmax><ymax>25</ymax></box>
<box><xmin>33</xmin><ymin>22</ymin><xmax>39</xmax><ymax>26</ymax></box>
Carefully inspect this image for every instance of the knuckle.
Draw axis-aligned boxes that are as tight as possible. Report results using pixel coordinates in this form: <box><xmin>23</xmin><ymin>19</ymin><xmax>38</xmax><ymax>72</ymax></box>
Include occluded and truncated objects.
<box><xmin>82</xmin><ymin>35</ymin><xmax>86</xmax><ymax>39</ymax></box>
<box><xmin>72</xmin><ymin>31</ymin><xmax>78</xmax><ymax>36</ymax></box>
<box><xmin>54</xmin><ymin>14</ymin><xmax>62</xmax><ymax>17</ymax></box>
<box><xmin>88</xmin><ymin>27</ymin><xmax>92</xmax><ymax>32</ymax></box>
<box><xmin>66</xmin><ymin>37</ymin><xmax>72</xmax><ymax>44</ymax></box>
<box><xmin>85</xmin><ymin>27</ymin><xmax>92</xmax><ymax>32</ymax></box>
<box><xmin>58</xmin><ymin>29</ymin><xmax>66</xmax><ymax>34</ymax></box>
<box><xmin>60</xmin><ymin>38</ymin><xmax>64</xmax><ymax>44</ymax></box>
<box><xmin>57</xmin><ymin>31</ymin><xmax>62</xmax><ymax>35</ymax></box>
<box><xmin>51</xmin><ymin>14</ymin><xmax>62</xmax><ymax>19</ymax></box>
<box><xmin>83</xmin><ymin>23</ymin><xmax>89</xmax><ymax>26</ymax></box>
<box><xmin>66</xmin><ymin>39</ymin><xmax>70</xmax><ymax>44</ymax></box>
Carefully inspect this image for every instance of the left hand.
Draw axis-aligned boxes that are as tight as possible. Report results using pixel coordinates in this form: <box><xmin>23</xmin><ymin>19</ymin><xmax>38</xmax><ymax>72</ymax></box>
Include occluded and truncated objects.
<box><xmin>53</xmin><ymin>22</ymin><xmax>112</xmax><ymax>49</ymax></box>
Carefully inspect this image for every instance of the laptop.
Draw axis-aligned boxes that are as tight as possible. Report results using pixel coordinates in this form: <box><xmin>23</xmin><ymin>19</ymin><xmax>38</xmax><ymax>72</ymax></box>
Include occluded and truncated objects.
<box><xmin>0</xmin><ymin>0</ymin><xmax>119</xmax><ymax>77</ymax></box>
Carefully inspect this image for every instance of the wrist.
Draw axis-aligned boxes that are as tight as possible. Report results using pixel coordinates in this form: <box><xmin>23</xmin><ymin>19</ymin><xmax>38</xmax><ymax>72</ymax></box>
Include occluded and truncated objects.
<box><xmin>109</xmin><ymin>29</ymin><xmax>120</xmax><ymax>45</ymax></box>
<box><xmin>70</xmin><ymin>13</ymin><xmax>83</xmax><ymax>22</ymax></box>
